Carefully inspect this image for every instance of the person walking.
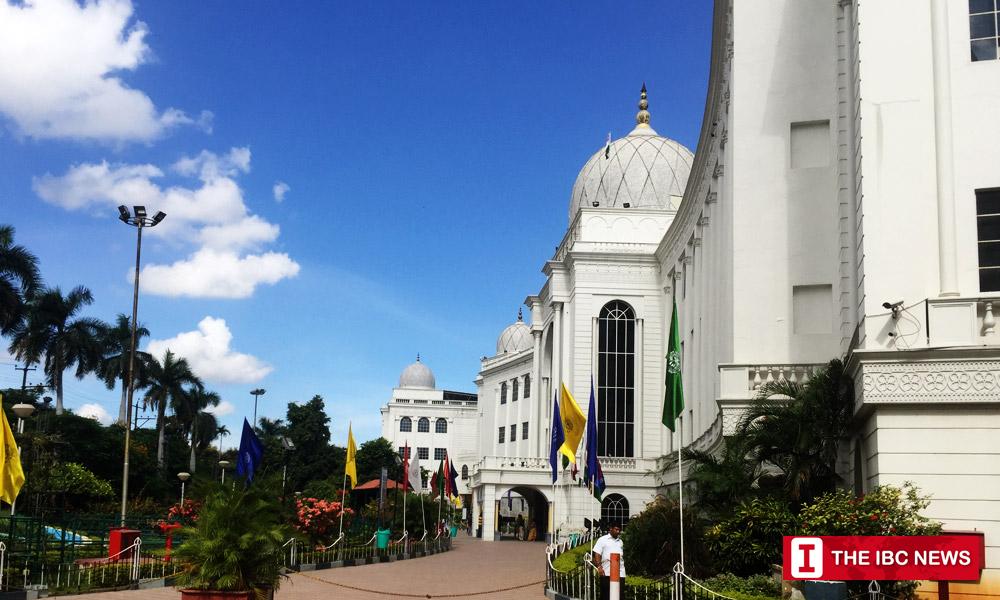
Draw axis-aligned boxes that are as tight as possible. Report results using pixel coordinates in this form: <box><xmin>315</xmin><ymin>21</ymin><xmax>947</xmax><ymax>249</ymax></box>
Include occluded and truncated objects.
<box><xmin>515</xmin><ymin>514</ymin><xmax>525</xmax><ymax>540</ymax></box>
<box><xmin>592</xmin><ymin>523</ymin><xmax>625</xmax><ymax>600</ymax></box>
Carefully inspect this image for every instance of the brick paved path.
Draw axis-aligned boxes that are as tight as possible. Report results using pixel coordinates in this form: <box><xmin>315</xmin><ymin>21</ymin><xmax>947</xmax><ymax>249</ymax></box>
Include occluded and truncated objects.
<box><xmin>59</xmin><ymin>536</ymin><xmax>548</xmax><ymax>600</ymax></box>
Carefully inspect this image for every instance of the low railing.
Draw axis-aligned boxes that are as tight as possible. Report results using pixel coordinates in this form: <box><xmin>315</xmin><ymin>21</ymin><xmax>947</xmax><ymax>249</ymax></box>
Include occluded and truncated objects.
<box><xmin>719</xmin><ymin>363</ymin><xmax>824</xmax><ymax>399</ymax></box>
<box><xmin>286</xmin><ymin>532</ymin><xmax>452</xmax><ymax>569</ymax></box>
<box><xmin>0</xmin><ymin>537</ymin><xmax>181</xmax><ymax>594</ymax></box>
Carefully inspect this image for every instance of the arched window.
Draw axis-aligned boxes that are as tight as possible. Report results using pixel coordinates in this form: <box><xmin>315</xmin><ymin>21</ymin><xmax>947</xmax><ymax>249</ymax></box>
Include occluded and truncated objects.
<box><xmin>435</xmin><ymin>418</ymin><xmax>448</xmax><ymax>433</ymax></box>
<box><xmin>524</xmin><ymin>374</ymin><xmax>531</xmax><ymax>398</ymax></box>
<box><xmin>597</xmin><ymin>301</ymin><xmax>636</xmax><ymax>457</ymax></box>
<box><xmin>461</xmin><ymin>464</ymin><xmax>469</xmax><ymax>480</ymax></box>
<box><xmin>600</xmin><ymin>494</ymin><xmax>629</xmax><ymax>527</ymax></box>
<box><xmin>512</xmin><ymin>378</ymin><xmax>519</xmax><ymax>402</ymax></box>
<box><xmin>500</xmin><ymin>382</ymin><xmax>507</xmax><ymax>404</ymax></box>
<box><xmin>417</xmin><ymin>417</ymin><xmax>430</xmax><ymax>432</ymax></box>
<box><xmin>400</xmin><ymin>417</ymin><xmax>412</xmax><ymax>432</ymax></box>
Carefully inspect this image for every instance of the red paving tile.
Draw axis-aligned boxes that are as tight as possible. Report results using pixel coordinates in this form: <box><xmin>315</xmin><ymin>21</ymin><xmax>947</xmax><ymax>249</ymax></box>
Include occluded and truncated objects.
<box><xmin>57</xmin><ymin>536</ymin><xmax>548</xmax><ymax>600</ymax></box>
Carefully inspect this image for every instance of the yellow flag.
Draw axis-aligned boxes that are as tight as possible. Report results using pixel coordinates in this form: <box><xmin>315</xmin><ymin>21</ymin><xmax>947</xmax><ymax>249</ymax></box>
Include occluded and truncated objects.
<box><xmin>0</xmin><ymin>395</ymin><xmax>24</xmax><ymax>506</ymax></box>
<box><xmin>345</xmin><ymin>423</ymin><xmax>357</xmax><ymax>489</ymax></box>
<box><xmin>558</xmin><ymin>383</ymin><xmax>586</xmax><ymax>464</ymax></box>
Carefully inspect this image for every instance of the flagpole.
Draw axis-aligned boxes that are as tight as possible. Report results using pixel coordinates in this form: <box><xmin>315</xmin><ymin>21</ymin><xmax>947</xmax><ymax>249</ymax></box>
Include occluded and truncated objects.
<box><xmin>338</xmin><ymin>467</ymin><xmax>348</xmax><ymax>539</ymax></box>
<box><xmin>677</xmin><ymin>417</ymin><xmax>684</xmax><ymax>568</ymax></box>
<box><xmin>402</xmin><ymin>447</ymin><xmax>408</xmax><ymax>543</ymax></box>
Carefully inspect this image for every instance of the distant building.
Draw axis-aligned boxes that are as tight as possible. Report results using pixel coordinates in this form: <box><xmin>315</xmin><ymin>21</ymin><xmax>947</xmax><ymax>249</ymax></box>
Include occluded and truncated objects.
<box><xmin>379</xmin><ymin>356</ymin><xmax>478</xmax><ymax>500</ymax></box>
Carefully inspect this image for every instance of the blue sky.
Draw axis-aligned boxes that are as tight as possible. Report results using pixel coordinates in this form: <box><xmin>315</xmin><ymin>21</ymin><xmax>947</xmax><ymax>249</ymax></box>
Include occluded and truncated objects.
<box><xmin>0</xmin><ymin>0</ymin><xmax>712</xmax><ymax>447</ymax></box>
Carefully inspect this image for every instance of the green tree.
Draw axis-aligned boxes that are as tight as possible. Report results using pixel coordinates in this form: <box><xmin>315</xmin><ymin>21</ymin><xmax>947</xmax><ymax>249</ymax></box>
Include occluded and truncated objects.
<box><xmin>682</xmin><ymin>434</ymin><xmax>763</xmax><ymax>518</ymax></box>
<box><xmin>0</xmin><ymin>224</ymin><xmax>41</xmax><ymax>336</ymax></box>
<box><xmin>8</xmin><ymin>286</ymin><xmax>107</xmax><ymax>415</ymax></box>
<box><xmin>283</xmin><ymin>396</ymin><xmax>340</xmax><ymax>492</ymax></box>
<box><xmin>355</xmin><ymin>437</ymin><xmax>399</xmax><ymax>485</ymax></box>
<box><xmin>144</xmin><ymin>350</ymin><xmax>202</xmax><ymax>468</ymax></box>
<box><xmin>177</xmin><ymin>387</ymin><xmax>220</xmax><ymax>473</ymax></box>
<box><xmin>737</xmin><ymin>359</ymin><xmax>853</xmax><ymax>504</ymax></box>
<box><xmin>97</xmin><ymin>313</ymin><xmax>152</xmax><ymax>425</ymax></box>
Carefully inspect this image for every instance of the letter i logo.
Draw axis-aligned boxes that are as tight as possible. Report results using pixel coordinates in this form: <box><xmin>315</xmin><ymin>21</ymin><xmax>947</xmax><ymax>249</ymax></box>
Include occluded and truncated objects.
<box><xmin>791</xmin><ymin>537</ymin><xmax>824</xmax><ymax>579</ymax></box>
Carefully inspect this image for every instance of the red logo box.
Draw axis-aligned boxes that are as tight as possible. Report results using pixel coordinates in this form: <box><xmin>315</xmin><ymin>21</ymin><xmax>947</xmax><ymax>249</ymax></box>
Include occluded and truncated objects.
<box><xmin>783</xmin><ymin>536</ymin><xmax>984</xmax><ymax>581</ymax></box>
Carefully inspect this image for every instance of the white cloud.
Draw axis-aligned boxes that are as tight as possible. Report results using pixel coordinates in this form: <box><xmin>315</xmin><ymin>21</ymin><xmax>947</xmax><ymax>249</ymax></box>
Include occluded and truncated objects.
<box><xmin>205</xmin><ymin>400</ymin><xmax>235</xmax><ymax>417</ymax></box>
<box><xmin>0</xmin><ymin>0</ymin><xmax>206</xmax><ymax>143</ymax></box>
<box><xmin>33</xmin><ymin>148</ymin><xmax>300</xmax><ymax>297</ymax></box>
<box><xmin>147</xmin><ymin>316</ymin><xmax>272</xmax><ymax>384</ymax></box>
<box><xmin>77</xmin><ymin>403</ymin><xmax>113</xmax><ymax>425</ymax></box>
<box><xmin>272</xmin><ymin>181</ymin><xmax>289</xmax><ymax>203</ymax></box>
<box><xmin>140</xmin><ymin>248</ymin><xmax>299</xmax><ymax>299</ymax></box>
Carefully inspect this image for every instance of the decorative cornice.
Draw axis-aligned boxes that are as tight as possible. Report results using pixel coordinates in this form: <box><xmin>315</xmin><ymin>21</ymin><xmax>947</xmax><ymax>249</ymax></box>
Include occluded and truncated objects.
<box><xmin>706</xmin><ymin>191</ymin><xmax>718</xmax><ymax>204</ymax></box>
<box><xmin>858</xmin><ymin>360</ymin><xmax>1000</xmax><ymax>404</ymax></box>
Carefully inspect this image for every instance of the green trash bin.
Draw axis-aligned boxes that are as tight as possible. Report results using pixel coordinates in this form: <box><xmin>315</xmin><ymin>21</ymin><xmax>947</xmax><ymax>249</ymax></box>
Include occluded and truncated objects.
<box><xmin>376</xmin><ymin>528</ymin><xmax>391</xmax><ymax>550</ymax></box>
<box><xmin>569</xmin><ymin>533</ymin><xmax>580</xmax><ymax>546</ymax></box>
<box><xmin>450</xmin><ymin>525</ymin><xmax>458</xmax><ymax>537</ymax></box>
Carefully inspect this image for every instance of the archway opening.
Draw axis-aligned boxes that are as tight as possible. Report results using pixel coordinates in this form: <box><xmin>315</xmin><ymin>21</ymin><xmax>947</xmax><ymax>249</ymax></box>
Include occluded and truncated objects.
<box><xmin>497</xmin><ymin>486</ymin><xmax>549</xmax><ymax>542</ymax></box>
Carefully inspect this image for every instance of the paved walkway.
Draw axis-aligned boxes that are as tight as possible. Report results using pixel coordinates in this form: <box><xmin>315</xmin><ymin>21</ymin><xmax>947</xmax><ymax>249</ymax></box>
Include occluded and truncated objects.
<box><xmin>59</xmin><ymin>536</ymin><xmax>548</xmax><ymax>599</ymax></box>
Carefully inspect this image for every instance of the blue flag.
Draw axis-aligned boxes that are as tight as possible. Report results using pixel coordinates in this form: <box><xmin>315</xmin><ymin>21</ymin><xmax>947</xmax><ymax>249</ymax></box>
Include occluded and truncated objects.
<box><xmin>549</xmin><ymin>391</ymin><xmax>565</xmax><ymax>483</ymax></box>
<box><xmin>583</xmin><ymin>379</ymin><xmax>606</xmax><ymax>500</ymax></box>
<box><xmin>236</xmin><ymin>418</ymin><xmax>264</xmax><ymax>484</ymax></box>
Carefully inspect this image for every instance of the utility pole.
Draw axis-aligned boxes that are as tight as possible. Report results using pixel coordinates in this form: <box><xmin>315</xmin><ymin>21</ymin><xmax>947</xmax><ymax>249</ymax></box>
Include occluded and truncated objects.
<box><xmin>14</xmin><ymin>364</ymin><xmax>36</xmax><ymax>390</ymax></box>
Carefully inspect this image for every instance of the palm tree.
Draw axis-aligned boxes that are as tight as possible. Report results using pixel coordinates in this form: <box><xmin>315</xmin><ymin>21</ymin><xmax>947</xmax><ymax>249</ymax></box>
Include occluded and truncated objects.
<box><xmin>176</xmin><ymin>387</ymin><xmax>220</xmax><ymax>472</ymax></box>
<box><xmin>98</xmin><ymin>314</ymin><xmax>152</xmax><ymax>425</ymax></box>
<box><xmin>144</xmin><ymin>350</ymin><xmax>202</xmax><ymax>468</ymax></box>
<box><xmin>682</xmin><ymin>434</ymin><xmax>764</xmax><ymax>517</ymax></box>
<box><xmin>737</xmin><ymin>359</ymin><xmax>853</xmax><ymax>503</ymax></box>
<box><xmin>0</xmin><ymin>225</ymin><xmax>41</xmax><ymax>336</ymax></box>
<box><xmin>8</xmin><ymin>286</ymin><xmax>107</xmax><ymax>414</ymax></box>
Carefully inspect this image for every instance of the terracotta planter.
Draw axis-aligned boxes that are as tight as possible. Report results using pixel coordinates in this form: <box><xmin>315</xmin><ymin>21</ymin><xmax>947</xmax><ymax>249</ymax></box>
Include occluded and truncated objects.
<box><xmin>180</xmin><ymin>589</ymin><xmax>252</xmax><ymax>600</ymax></box>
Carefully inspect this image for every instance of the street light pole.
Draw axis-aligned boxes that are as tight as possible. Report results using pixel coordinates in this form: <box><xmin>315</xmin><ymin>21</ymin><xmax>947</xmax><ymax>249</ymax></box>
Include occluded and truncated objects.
<box><xmin>250</xmin><ymin>388</ymin><xmax>266</xmax><ymax>427</ymax></box>
<box><xmin>10</xmin><ymin>403</ymin><xmax>35</xmax><ymax>516</ymax></box>
<box><xmin>178</xmin><ymin>472</ymin><xmax>190</xmax><ymax>505</ymax></box>
<box><xmin>117</xmin><ymin>205</ymin><xmax>166</xmax><ymax>528</ymax></box>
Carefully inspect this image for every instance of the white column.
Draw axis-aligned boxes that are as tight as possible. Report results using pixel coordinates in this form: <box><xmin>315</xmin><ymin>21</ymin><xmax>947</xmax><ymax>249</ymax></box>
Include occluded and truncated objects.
<box><xmin>532</xmin><ymin>330</ymin><xmax>543</xmax><ymax>457</ymax></box>
<box><xmin>553</xmin><ymin>302</ymin><xmax>563</xmax><ymax>393</ymax></box>
<box><xmin>482</xmin><ymin>483</ymin><xmax>496</xmax><ymax>541</ymax></box>
<box><xmin>635</xmin><ymin>317</ymin><xmax>644</xmax><ymax>458</ymax></box>
<box><xmin>930</xmin><ymin>0</ymin><xmax>959</xmax><ymax>297</ymax></box>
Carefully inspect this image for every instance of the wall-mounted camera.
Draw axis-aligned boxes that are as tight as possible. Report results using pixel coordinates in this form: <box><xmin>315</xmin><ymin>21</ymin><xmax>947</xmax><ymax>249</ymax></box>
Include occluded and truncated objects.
<box><xmin>882</xmin><ymin>300</ymin><xmax>904</xmax><ymax>319</ymax></box>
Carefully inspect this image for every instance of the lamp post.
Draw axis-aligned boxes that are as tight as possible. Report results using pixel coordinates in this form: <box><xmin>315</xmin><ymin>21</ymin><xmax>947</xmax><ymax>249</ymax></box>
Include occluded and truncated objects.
<box><xmin>117</xmin><ymin>205</ymin><xmax>166</xmax><ymax>528</ymax></box>
<box><xmin>250</xmin><ymin>388</ymin><xmax>266</xmax><ymax>427</ymax></box>
<box><xmin>177</xmin><ymin>472</ymin><xmax>190</xmax><ymax>505</ymax></box>
<box><xmin>219</xmin><ymin>460</ymin><xmax>230</xmax><ymax>485</ymax></box>
<box><xmin>10</xmin><ymin>403</ymin><xmax>35</xmax><ymax>516</ymax></box>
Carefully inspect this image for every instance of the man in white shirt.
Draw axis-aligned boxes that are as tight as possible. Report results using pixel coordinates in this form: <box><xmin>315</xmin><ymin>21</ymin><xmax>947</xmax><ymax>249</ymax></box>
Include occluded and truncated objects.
<box><xmin>592</xmin><ymin>523</ymin><xmax>625</xmax><ymax>600</ymax></box>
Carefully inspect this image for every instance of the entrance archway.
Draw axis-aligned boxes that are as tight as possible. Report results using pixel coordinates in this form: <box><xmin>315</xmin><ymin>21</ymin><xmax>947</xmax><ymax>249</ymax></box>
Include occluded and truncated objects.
<box><xmin>496</xmin><ymin>486</ymin><xmax>549</xmax><ymax>542</ymax></box>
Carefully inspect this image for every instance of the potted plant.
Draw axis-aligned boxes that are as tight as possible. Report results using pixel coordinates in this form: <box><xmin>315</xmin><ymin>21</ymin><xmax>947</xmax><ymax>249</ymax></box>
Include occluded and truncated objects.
<box><xmin>174</xmin><ymin>483</ymin><xmax>289</xmax><ymax>600</ymax></box>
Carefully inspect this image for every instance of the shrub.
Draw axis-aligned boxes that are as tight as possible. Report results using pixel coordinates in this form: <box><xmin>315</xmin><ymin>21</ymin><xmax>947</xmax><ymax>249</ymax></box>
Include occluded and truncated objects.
<box><xmin>705</xmin><ymin>497</ymin><xmax>796</xmax><ymax>576</ymax></box>
<box><xmin>797</xmin><ymin>482</ymin><xmax>941</xmax><ymax>537</ymax></box>
<box><xmin>624</xmin><ymin>496</ymin><xmax>713</xmax><ymax>578</ymax></box>
<box><xmin>702</xmin><ymin>573</ymin><xmax>781</xmax><ymax>597</ymax></box>
<box><xmin>294</xmin><ymin>496</ymin><xmax>352</xmax><ymax>545</ymax></box>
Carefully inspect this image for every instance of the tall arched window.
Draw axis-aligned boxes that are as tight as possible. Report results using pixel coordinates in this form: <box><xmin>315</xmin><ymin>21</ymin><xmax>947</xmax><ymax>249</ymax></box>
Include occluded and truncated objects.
<box><xmin>597</xmin><ymin>301</ymin><xmax>635</xmax><ymax>457</ymax></box>
<box><xmin>461</xmin><ymin>464</ymin><xmax>469</xmax><ymax>480</ymax></box>
<box><xmin>435</xmin><ymin>418</ymin><xmax>448</xmax><ymax>433</ymax></box>
<box><xmin>400</xmin><ymin>417</ymin><xmax>412</xmax><ymax>432</ymax></box>
<box><xmin>600</xmin><ymin>493</ymin><xmax>629</xmax><ymax>526</ymax></box>
<box><xmin>417</xmin><ymin>417</ymin><xmax>430</xmax><ymax>432</ymax></box>
<box><xmin>524</xmin><ymin>374</ymin><xmax>531</xmax><ymax>398</ymax></box>
<box><xmin>500</xmin><ymin>382</ymin><xmax>507</xmax><ymax>404</ymax></box>
<box><xmin>512</xmin><ymin>378</ymin><xmax>519</xmax><ymax>401</ymax></box>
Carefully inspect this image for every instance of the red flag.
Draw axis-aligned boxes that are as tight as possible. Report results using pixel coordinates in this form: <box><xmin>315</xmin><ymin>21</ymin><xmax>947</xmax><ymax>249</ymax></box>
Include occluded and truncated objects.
<box><xmin>402</xmin><ymin>442</ymin><xmax>410</xmax><ymax>492</ymax></box>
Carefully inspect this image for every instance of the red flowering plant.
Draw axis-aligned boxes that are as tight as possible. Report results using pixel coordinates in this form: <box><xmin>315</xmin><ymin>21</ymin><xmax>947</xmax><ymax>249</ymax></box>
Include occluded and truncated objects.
<box><xmin>797</xmin><ymin>482</ymin><xmax>940</xmax><ymax>537</ymax></box>
<box><xmin>155</xmin><ymin>499</ymin><xmax>201</xmax><ymax>534</ymax></box>
<box><xmin>293</xmin><ymin>497</ymin><xmax>354</xmax><ymax>546</ymax></box>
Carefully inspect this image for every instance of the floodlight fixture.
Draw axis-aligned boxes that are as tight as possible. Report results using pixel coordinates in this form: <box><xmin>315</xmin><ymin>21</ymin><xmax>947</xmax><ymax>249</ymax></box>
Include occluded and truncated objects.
<box><xmin>133</xmin><ymin>205</ymin><xmax>147</xmax><ymax>218</ymax></box>
<box><xmin>118</xmin><ymin>205</ymin><xmax>130</xmax><ymax>223</ymax></box>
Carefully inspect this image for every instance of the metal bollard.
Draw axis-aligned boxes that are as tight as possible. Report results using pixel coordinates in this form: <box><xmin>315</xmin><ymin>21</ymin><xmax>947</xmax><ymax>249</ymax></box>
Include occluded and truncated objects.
<box><xmin>610</xmin><ymin>554</ymin><xmax>621</xmax><ymax>600</ymax></box>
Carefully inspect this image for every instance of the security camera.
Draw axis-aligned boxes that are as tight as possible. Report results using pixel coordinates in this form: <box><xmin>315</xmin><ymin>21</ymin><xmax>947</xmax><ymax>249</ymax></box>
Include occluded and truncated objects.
<box><xmin>882</xmin><ymin>300</ymin><xmax>904</xmax><ymax>320</ymax></box>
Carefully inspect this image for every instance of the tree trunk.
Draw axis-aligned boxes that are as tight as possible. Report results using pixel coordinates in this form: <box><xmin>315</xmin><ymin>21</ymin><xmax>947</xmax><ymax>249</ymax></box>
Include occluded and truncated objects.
<box><xmin>189</xmin><ymin>421</ymin><xmax>197</xmax><ymax>473</ymax></box>
<box><xmin>157</xmin><ymin>399</ymin><xmax>167</xmax><ymax>468</ymax></box>
<box><xmin>117</xmin><ymin>377</ymin><xmax>127</xmax><ymax>425</ymax></box>
<box><xmin>54</xmin><ymin>359</ymin><xmax>64</xmax><ymax>415</ymax></box>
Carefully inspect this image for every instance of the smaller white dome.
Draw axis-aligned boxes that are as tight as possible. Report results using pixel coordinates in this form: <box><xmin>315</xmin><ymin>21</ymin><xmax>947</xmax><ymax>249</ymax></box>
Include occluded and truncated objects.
<box><xmin>399</xmin><ymin>355</ymin><xmax>435</xmax><ymax>389</ymax></box>
<box><xmin>497</xmin><ymin>310</ymin><xmax>532</xmax><ymax>355</ymax></box>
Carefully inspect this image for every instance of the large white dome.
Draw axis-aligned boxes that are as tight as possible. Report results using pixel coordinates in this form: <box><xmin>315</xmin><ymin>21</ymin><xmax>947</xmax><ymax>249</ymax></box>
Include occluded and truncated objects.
<box><xmin>569</xmin><ymin>86</ymin><xmax>694</xmax><ymax>222</ymax></box>
<box><xmin>497</xmin><ymin>310</ymin><xmax>532</xmax><ymax>355</ymax></box>
<box><xmin>399</xmin><ymin>355</ymin><xmax>435</xmax><ymax>389</ymax></box>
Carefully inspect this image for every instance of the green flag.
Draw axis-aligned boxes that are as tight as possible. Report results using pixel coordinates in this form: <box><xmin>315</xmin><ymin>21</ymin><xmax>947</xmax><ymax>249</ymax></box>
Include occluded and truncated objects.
<box><xmin>663</xmin><ymin>298</ymin><xmax>684</xmax><ymax>431</ymax></box>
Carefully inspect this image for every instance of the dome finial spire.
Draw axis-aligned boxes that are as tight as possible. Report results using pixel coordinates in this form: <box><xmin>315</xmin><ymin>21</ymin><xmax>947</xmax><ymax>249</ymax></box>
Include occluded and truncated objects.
<box><xmin>416</xmin><ymin>353</ymin><xmax>421</xmax><ymax>362</ymax></box>
<box><xmin>517</xmin><ymin>307</ymin><xmax>523</xmax><ymax>322</ymax></box>
<box><xmin>636</xmin><ymin>83</ymin><xmax>650</xmax><ymax>127</ymax></box>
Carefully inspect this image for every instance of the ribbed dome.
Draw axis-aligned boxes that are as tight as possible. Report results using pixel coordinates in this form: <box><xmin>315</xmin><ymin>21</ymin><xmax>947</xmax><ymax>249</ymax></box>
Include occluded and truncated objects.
<box><xmin>569</xmin><ymin>86</ymin><xmax>693</xmax><ymax>222</ymax></box>
<box><xmin>399</xmin><ymin>355</ymin><xmax>435</xmax><ymax>389</ymax></box>
<box><xmin>497</xmin><ymin>310</ymin><xmax>532</xmax><ymax>355</ymax></box>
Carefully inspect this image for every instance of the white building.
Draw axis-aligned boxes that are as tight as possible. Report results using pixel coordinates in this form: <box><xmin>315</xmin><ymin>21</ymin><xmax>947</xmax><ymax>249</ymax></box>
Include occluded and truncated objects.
<box><xmin>464</xmin><ymin>0</ymin><xmax>1000</xmax><ymax>595</ymax></box>
<box><xmin>380</xmin><ymin>356</ymin><xmax>479</xmax><ymax>498</ymax></box>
